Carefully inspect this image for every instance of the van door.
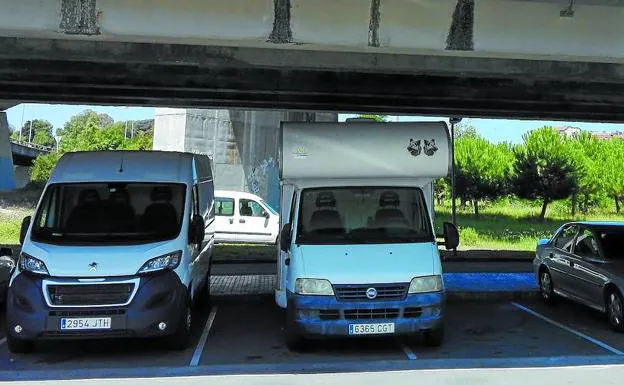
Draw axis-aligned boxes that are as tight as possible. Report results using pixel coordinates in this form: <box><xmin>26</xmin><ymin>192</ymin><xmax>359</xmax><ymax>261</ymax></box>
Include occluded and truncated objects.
<box><xmin>214</xmin><ymin>196</ymin><xmax>237</xmax><ymax>243</ymax></box>
<box><xmin>237</xmin><ymin>198</ymin><xmax>274</xmax><ymax>243</ymax></box>
<box><xmin>276</xmin><ymin>185</ymin><xmax>296</xmax><ymax>308</ymax></box>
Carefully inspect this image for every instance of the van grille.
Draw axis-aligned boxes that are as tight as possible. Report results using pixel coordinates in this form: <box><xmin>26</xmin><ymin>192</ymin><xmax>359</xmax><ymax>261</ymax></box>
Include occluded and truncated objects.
<box><xmin>344</xmin><ymin>308</ymin><xmax>400</xmax><ymax>320</ymax></box>
<box><xmin>47</xmin><ymin>284</ymin><xmax>134</xmax><ymax>306</ymax></box>
<box><xmin>334</xmin><ymin>284</ymin><xmax>408</xmax><ymax>301</ymax></box>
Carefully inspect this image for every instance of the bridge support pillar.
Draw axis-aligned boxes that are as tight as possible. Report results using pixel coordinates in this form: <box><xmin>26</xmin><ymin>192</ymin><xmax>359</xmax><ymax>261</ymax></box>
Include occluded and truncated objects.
<box><xmin>0</xmin><ymin>112</ymin><xmax>16</xmax><ymax>191</ymax></box>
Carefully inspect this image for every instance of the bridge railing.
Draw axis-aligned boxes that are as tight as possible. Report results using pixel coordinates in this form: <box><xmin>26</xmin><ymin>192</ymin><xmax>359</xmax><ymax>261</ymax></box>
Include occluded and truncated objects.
<box><xmin>10</xmin><ymin>140</ymin><xmax>54</xmax><ymax>153</ymax></box>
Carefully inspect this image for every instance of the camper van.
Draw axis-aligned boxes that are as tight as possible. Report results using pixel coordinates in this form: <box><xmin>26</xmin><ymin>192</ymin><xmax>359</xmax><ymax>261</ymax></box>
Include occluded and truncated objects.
<box><xmin>276</xmin><ymin>122</ymin><xmax>459</xmax><ymax>349</ymax></box>
<box><xmin>6</xmin><ymin>151</ymin><xmax>215</xmax><ymax>353</ymax></box>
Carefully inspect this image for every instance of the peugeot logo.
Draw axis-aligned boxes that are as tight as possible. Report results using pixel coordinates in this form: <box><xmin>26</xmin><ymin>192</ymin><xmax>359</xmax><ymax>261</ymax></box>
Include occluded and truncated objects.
<box><xmin>366</xmin><ymin>287</ymin><xmax>378</xmax><ymax>300</ymax></box>
<box><xmin>88</xmin><ymin>262</ymin><xmax>98</xmax><ymax>272</ymax></box>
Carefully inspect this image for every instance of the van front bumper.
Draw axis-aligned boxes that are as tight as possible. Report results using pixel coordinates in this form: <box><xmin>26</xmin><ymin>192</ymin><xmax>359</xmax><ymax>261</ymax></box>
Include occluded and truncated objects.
<box><xmin>286</xmin><ymin>291</ymin><xmax>444</xmax><ymax>338</ymax></box>
<box><xmin>6</xmin><ymin>271</ymin><xmax>187</xmax><ymax>341</ymax></box>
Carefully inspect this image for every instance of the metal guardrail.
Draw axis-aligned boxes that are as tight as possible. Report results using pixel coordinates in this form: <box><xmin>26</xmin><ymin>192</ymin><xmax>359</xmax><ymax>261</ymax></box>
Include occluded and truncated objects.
<box><xmin>10</xmin><ymin>140</ymin><xmax>53</xmax><ymax>152</ymax></box>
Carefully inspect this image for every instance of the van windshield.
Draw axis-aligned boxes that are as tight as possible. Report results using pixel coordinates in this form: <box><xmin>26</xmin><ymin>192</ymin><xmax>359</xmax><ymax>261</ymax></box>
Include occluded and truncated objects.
<box><xmin>296</xmin><ymin>187</ymin><xmax>434</xmax><ymax>245</ymax></box>
<box><xmin>31</xmin><ymin>183</ymin><xmax>187</xmax><ymax>245</ymax></box>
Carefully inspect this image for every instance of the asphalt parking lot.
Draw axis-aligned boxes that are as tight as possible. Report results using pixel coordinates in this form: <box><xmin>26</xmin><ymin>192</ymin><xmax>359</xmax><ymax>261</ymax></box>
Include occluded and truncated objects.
<box><xmin>1</xmin><ymin>291</ymin><xmax>624</xmax><ymax>380</ymax></box>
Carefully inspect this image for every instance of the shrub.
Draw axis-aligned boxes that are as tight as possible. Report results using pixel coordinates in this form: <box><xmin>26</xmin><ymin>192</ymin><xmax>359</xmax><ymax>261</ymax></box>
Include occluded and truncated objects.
<box><xmin>460</xmin><ymin>227</ymin><xmax>479</xmax><ymax>246</ymax></box>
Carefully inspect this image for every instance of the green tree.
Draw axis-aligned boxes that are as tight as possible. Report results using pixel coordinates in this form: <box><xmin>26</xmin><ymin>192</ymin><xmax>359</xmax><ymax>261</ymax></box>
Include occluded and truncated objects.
<box><xmin>434</xmin><ymin>178</ymin><xmax>449</xmax><ymax>206</ymax></box>
<box><xmin>31</xmin><ymin>153</ymin><xmax>62</xmax><ymax>181</ymax></box>
<box><xmin>31</xmin><ymin>111</ymin><xmax>152</xmax><ymax>182</ymax></box>
<box><xmin>513</xmin><ymin>127</ymin><xmax>577</xmax><ymax>221</ymax></box>
<box><xmin>568</xmin><ymin>131</ymin><xmax>605</xmax><ymax>214</ymax></box>
<box><xmin>10</xmin><ymin>119</ymin><xmax>55</xmax><ymax>147</ymax></box>
<box><xmin>601</xmin><ymin>139</ymin><xmax>624</xmax><ymax>213</ymax></box>
<box><xmin>455</xmin><ymin>135</ymin><xmax>515</xmax><ymax>216</ymax></box>
<box><xmin>454</xmin><ymin>123</ymin><xmax>478</xmax><ymax>139</ymax></box>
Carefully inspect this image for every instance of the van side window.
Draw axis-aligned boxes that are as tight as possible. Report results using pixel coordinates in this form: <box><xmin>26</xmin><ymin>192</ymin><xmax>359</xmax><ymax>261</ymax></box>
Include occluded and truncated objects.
<box><xmin>239</xmin><ymin>199</ymin><xmax>266</xmax><ymax>217</ymax></box>
<box><xmin>215</xmin><ymin>197</ymin><xmax>234</xmax><ymax>216</ymax></box>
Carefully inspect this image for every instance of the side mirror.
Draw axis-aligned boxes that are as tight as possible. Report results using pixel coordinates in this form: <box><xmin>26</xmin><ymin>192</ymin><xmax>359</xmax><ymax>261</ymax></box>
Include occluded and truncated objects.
<box><xmin>0</xmin><ymin>247</ymin><xmax>12</xmax><ymax>257</ymax></box>
<box><xmin>443</xmin><ymin>222</ymin><xmax>459</xmax><ymax>250</ymax></box>
<box><xmin>20</xmin><ymin>216</ymin><xmax>31</xmax><ymax>245</ymax></box>
<box><xmin>189</xmin><ymin>215</ymin><xmax>205</xmax><ymax>245</ymax></box>
<box><xmin>280</xmin><ymin>223</ymin><xmax>292</xmax><ymax>252</ymax></box>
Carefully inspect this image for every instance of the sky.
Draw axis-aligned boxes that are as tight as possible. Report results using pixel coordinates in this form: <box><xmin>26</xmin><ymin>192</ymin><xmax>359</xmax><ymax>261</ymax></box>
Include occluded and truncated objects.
<box><xmin>6</xmin><ymin>103</ymin><xmax>624</xmax><ymax>144</ymax></box>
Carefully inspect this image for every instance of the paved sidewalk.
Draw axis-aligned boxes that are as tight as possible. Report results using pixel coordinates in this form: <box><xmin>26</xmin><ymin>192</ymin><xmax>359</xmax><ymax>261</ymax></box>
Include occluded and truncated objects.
<box><xmin>210</xmin><ymin>272</ymin><xmax>538</xmax><ymax>299</ymax></box>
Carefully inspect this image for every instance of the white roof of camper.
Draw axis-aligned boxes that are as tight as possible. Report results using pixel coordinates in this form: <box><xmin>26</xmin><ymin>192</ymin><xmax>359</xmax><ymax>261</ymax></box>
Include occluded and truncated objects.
<box><xmin>49</xmin><ymin>151</ymin><xmax>212</xmax><ymax>184</ymax></box>
<box><xmin>281</xmin><ymin>121</ymin><xmax>450</xmax><ymax>184</ymax></box>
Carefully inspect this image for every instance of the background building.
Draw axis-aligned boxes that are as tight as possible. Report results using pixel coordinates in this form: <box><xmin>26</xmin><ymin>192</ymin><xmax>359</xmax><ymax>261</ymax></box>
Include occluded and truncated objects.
<box><xmin>153</xmin><ymin>108</ymin><xmax>337</xmax><ymax>210</ymax></box>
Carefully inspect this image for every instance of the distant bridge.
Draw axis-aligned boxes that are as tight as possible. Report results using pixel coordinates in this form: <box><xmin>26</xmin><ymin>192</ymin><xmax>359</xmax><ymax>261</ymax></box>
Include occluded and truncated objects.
<box><xmin>11</xmin><ymin>141</ymin><xmax>51</xmax><ymax>166</ymax></box>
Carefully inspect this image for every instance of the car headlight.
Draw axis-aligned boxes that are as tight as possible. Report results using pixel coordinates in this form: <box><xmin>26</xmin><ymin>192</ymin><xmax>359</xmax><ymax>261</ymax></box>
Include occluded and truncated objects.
<box><xmin>137</xmin><ymin>251</ymin><xmax>182</xmax><ymax>274</ymax></box>
<box><xmin>295</xmin><ymin>278</ymin><xmax>334</xmax><ymax>295</ymax></box>
<box><xmin>19</xmin><ymin>253</ymin><xmax>49</xmax><ymax>276</ymax></box>
<box><xmin>408</xmin><ymin>275</ymin><xmax>443</xmax><ymax>294</ymax></box>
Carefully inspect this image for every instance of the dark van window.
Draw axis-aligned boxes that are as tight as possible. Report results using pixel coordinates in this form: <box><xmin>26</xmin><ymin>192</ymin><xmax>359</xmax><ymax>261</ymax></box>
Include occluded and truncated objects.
<box><xmin>296</xmin><ymin>187</ymin><xmax>433</xmax><ymax>245</ymax></box>
<box><xmin>31</xmin><ymin>183</ymin><xmax>186</xmax><ymax>245</ymax></box>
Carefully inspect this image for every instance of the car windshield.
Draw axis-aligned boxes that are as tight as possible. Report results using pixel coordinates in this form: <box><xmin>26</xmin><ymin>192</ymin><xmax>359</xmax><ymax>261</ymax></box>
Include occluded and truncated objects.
<box><xmin>596</xmin><ymin>227</ymin><xmax>624</xmax><ymax>260</ymax></box>
<box><xmin>31</xmin><ymin>182</ymin><xmax>187</xmax><ymax>245</ymax></box>
<box><xmin>296</xmin><ymin>187</ymin><xmax>433</xmax><ymax>245</ymax></box>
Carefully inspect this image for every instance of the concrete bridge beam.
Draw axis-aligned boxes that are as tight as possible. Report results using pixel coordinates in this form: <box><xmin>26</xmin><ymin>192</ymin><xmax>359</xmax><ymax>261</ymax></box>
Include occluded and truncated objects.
<box><xmin>0</xmin><ymin>112</ymin><xmax>16</xmax><ymax>191</ymax></box>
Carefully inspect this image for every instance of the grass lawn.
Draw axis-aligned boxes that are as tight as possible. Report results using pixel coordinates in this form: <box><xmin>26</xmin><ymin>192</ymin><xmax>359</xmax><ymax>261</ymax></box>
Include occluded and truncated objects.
<box><xmin>0</xmin><ymin>208</ymin><xmax>30</xmax><ymax>246</ymax></box>
<box><xmin>434</xmin><ymin>199</ymin><xmax>624</xmax><ymax>251</ymax></box>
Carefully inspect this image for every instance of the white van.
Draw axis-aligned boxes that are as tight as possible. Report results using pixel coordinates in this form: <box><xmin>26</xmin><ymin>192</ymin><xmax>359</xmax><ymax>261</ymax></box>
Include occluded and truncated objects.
<box><xmin>6</xmin><ymin>151</ymin><xmax>215</xmax><ymax>353</ymax></box>
<box><xmin>214</xmin><ymin>190</ymin><xmax>279</xmax><ymax>245</ymax></box>
<box><xmin>276</xmin><ymin>122</ymin><xmax>459</xmax><ymax>349</ymax></box>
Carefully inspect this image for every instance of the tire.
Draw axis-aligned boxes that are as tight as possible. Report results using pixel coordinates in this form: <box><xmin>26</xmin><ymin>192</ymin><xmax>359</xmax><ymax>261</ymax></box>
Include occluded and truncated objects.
<box><xmin>193</xmin><ymin>267</ymin><xmax>212</xmax><ymax>312</ymax></box>
<box><xmin>165</xmin><ymin>297</ymin><xmax>192</xmax><ymax>351</ymax></box>
<box><xmin>7</xmin><ymin>334</ymin><xmax>34</xmax><ymax>354</ymax></box>
<box><xmin>539</xmin><ymin>268</ymin><xmax>557</xmax><ymax>305</ymax></box>
<box><xmin>606</xmin><ymin>289</ymin><xmax>624</xmax><ymax>332</ymax></box>
<box><xmin>424</xmin><ymin>326</ymin><xmax>444</xmax><ymax>347</ymax></box>
<box><xmin>284</xmin><ymin>308</ymin><xmax>306</xmax><ymax>351</ymax></box>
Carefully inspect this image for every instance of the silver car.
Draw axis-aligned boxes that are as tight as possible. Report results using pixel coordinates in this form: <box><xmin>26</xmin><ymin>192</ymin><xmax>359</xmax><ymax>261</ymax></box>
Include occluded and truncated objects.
<box><xmin>534</xmin><ymin>222</ymin><xmax>624</xmax><ymax>331</ymax></box>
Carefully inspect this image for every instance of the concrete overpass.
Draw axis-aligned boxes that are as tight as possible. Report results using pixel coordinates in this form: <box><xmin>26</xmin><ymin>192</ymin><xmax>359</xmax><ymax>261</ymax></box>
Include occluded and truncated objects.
<box><xmin>1</xmin><ymin>0</ymin><xmax>624</xmax><ymax>121</ymax></box>
<box><xmin>11</xmin><ymin>141</ymin><xmax>50</xmax><ymax>166</ymax></box>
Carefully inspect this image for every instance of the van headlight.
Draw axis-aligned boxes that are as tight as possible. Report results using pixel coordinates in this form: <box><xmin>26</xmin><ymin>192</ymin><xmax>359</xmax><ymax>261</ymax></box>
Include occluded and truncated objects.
<box><xmin>408</xmin><ymin>275</ymin><xmax>443</xmax><ymax>293</ymax></box>
<box><xmin>137</xmin><ymin>251</ymin><xmax>182</xmax><ymax>274</ymax></box>
<box><xmin>19</xmin><ymin>253</ymin><xmax>49</xmax><ymax>276</ymax></box>
<box><xmin>295</xmin><ymin>278</ymin><xmax>334</xmax><ymax>295</ymax></box>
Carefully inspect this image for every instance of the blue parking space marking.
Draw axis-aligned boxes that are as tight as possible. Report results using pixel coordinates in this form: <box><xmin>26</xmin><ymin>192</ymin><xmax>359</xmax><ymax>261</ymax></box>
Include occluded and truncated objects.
<box><xmin>444</xmin><ymin>273</ymin><xmax>536</xmax><ymax>292</ymax></box>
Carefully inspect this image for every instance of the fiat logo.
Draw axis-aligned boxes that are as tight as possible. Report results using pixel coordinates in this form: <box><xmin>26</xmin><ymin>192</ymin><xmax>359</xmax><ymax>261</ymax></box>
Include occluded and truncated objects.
<box><xmin>366</xmin><ymin>287</ymin><xmax>378</xmax><ymax>300</ymax></box>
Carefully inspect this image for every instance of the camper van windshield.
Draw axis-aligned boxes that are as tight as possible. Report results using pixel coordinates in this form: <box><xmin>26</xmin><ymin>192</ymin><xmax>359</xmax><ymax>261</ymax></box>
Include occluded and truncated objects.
<box><xmin>31</xmin><ymin>182</ymin><xmax>186</xmax><ymax>245</ymax></box>
<box><xmin>296</xmin><ymin>187</ymin><xmax>434</xmax><ymax>245</ymax></box>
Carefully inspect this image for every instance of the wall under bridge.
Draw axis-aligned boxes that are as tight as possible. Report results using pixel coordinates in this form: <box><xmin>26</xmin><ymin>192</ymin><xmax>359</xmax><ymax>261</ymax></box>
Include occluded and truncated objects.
<box><xmin>153</xmin><ymin>109</ymin><xmax>337</xmax><ymax>210</ymax></box>
<box><xmin>0</xmin><ymin>112</ymin><xmax>15</xmax><ymax>191</ymax></box>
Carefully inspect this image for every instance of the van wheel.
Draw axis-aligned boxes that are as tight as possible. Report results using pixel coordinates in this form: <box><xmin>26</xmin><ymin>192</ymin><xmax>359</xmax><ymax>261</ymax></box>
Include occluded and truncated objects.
<box><xmin>7</xmin><ymin>335</ymin><xmax>34</xmax><ymax>354</ymax></box>
<box><xmin>165</xmin><ymin>298</ymin><xmax>192</xmax><ymax>351</ymax></box>
<box><xmin>424</xmin><ymin>326</ymin><xmax>444</xmax><ymax>347</ymax></box>
<box><xmin>193</xmin><ymin>269</ymin><xmax>212</xmax><ymax>311</ymax></box>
